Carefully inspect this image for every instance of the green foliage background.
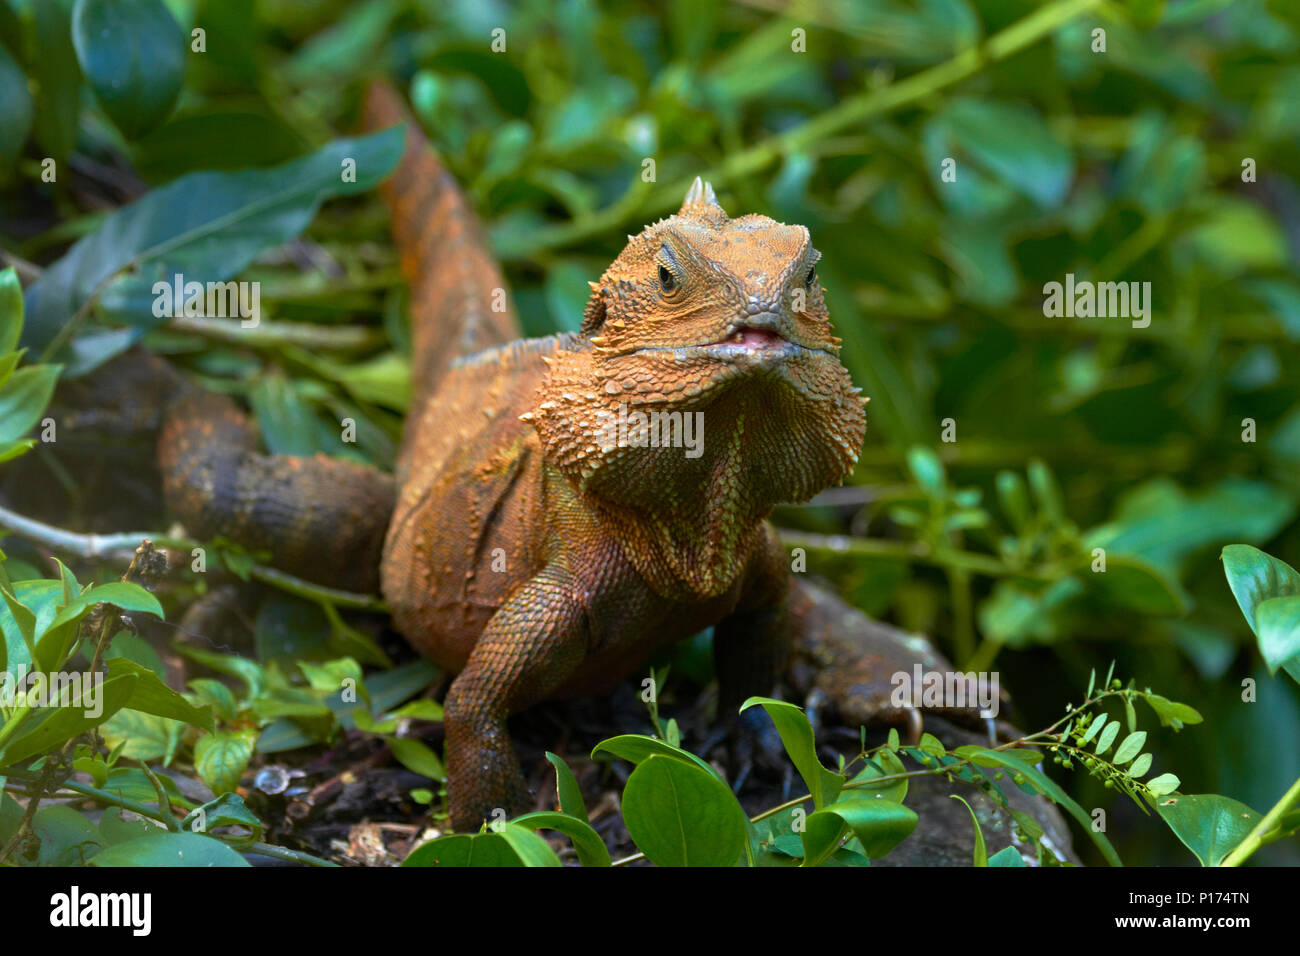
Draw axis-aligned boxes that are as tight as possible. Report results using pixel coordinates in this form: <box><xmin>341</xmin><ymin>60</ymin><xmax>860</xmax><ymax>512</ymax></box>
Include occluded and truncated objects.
<box><xmin>2</xmin><ymin>0</ymin><xmax>1299</xmax><ymax>864</ymax></box>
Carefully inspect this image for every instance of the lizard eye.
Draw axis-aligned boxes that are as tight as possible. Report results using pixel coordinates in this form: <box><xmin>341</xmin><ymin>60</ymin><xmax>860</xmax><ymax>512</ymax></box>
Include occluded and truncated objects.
<box><xmin>804</xmin><ymin>264</ymin><xmax>817</xmax><ymax>290</ymax></box>
<box><xmin>658</xmin><ymin>264</ymin><xmax>677</xmax><ymax>293</ymax></box>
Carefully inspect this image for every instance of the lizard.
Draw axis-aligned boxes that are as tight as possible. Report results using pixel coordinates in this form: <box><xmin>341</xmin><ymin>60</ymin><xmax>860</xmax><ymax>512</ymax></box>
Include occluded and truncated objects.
<box><xmin>53</xmin><ymin>82</ymin><xmax>1002</xmax><ymax>835</ymax></box>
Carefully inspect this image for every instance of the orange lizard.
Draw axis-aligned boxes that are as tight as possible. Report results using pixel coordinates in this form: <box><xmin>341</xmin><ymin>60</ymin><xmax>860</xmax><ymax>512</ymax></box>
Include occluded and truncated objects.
<box><xmin>138</xmin><ymin>83</ymin><xmax>972</xmax><ymax>832</ymax></box>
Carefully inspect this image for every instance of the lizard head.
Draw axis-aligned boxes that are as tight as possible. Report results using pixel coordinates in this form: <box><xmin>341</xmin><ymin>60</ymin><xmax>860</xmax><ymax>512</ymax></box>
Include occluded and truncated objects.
<box><xmin>527</xmin><ymin>178</ymin><xmax>867</xmax><ymax>523</ymax></box>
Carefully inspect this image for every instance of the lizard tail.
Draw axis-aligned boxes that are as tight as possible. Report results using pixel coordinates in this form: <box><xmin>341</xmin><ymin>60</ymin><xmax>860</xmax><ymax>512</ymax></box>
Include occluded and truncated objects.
<box><xmin>362</xmin><ymin>80</ymin><xmax>522</xmax><ymax>414</ymax></box>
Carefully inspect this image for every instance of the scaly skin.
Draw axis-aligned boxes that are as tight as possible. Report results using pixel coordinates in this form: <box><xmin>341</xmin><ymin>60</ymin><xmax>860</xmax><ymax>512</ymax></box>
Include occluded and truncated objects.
<box><xmin>138</xmin><ymin>83</ymin><xmax>971</xmax><ymax>834</ymax></box>
<box><xmin>374</xmin><ymin>85</ymin><xmax>866</xmax><ymax>829</ymax></box>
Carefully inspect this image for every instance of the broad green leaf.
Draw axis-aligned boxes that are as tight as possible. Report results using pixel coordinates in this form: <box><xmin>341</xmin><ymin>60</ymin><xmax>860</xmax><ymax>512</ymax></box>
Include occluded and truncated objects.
<box><xmin>1255</xmin><ymin>596</ymin><xmax>1300</xmax><ymax>678</ymax></box>
<box><xmin>98</xmin><ymin>806</ymin><xmax>162</xmax><ymax>845</ymax></box>
<box><xmin>1128</xmin><ymin>753</ymin><xmax>1153</xmax><ymax>778</ymax></box>
<box><xmin>925</xmin><ymin>98</ymin><xmax>1073</xmax><ymax>209</ymax></box>
<box><xmin>175</xmin><ymin>644</ymin><xmax>265</xmax><ymax>699</ymax></box>
<box><xmin>590</xmin><ymin>733</ymin><xmax>718</xmax><ymax>778</ymax></box>
<box><xmin>988</xmin><ymin>846</ymin><xmax>1027</xmax><ymax>866</ymax></box>
<box><xmin>512</xmin><ymin>811</ymin><xmax>610</xmax><ymax>867</ymax></box>
<box><xmin>801</xmin><ymin>796</ymin><xmax>919</xmax><ymax>866</ymax></box>
<box><xmin>72</xmin><ymin>0</ymin><xmax>185</xmax><ymax>139</ymax></box>
<box><xmin>105</xmin><ymin>657</ymin><xmax>214</xmax><ymax>730</ymax></box>
<box><xmin>186</xmin><ymin>679</ymin><xmax>239</xmax><ymax>722</ymax></box>
<box><xmin>545</xmin><ymin>752</ymin><xmax>588</xmax><ymax>822</ymax></box>
<box><xmin>403</xmin><ymin>833</ymin><xmax>523</xmax><ymax>867</ymax></box>
<box><xmin>194</xmin><ymin>730</ymin><xmax>256</xmax><ymax>795</ymax></box>
<box><xmin>495</xmin><ymin>822</ymin><xmax>563</xmax><ymax>867</ymax></box>
<box><xmin>740</xmin><ymin>697</ymin><xmax>843</xmax><ymax>808</ymax></box>
<box><xmin>1156</xmin><ymin>793</ymin><xmax>1259</xmax><ymax>866</ymax></box>
<box><xmin>33</xmin><ymin>805</ymin><xmax>105</xmax><ymax>865</ymax></box>
<box><xmin>388</xmin><ymin>737</ymin><xmax>445</xmax><ymax>781</ymax></box>
<box><xmin>99</xmin><ymin>709</ymin><xmax>183</xmax><ymax>763</ymax></box>
<box><xmin>1222</xmin><ymin>545</ymin><xmax>1300</xmax><ymax>675</ymax></box>
<box><xmin>0</xmin><ymin>365</ymin><xmax>61</xmax><ymax>445</ymax></box>
<box><xmin>848</xmin><ymin>748</ymin><xmax>908</xmax><ymax>803</ymax></box>
<box><xmin>181</xmin><ymin>793</ymin><xmax>264</xmax><ymax>847</ymax></box>
<box><xmin>21</xmin><ymin>128</ymin><xmax>407</xmax><ymax>362</ymax></box>
<box><xmin>89</xmin><ymin>831</ymin><xmax>251</xmax><ymax>867</ymax></box>
<box><xmin>0</xmin><ymin>673</ymin><xmax>139</xmax><ymax>766</ymax></box>
<box><xmin>621</xmin><ymin>754</ymin><xmax>748</xmax><ymax>867</ymax></box>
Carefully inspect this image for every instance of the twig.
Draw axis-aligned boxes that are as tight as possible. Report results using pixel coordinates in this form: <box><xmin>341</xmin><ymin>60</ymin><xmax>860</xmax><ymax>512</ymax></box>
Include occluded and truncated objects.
<box><xmin>0</xmin><ymin>504</ymin><xmax>387</xmax><ymax>612</ymax></box>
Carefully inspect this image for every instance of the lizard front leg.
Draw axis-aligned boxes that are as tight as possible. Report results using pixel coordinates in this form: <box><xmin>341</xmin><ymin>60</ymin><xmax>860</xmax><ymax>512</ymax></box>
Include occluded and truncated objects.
<box><xmin>443</xmin><ymin>564</ymin><xmax>589</xmax><ymax>832</ymax></box>
<box><xmin>711</xmin><ymin>523</ymin><xmax>791</xmax><ymax>781</ymax></box>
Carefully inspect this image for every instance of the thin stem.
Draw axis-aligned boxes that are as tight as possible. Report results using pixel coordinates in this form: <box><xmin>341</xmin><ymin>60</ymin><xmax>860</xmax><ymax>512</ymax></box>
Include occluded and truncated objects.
<box><xmin>1220</xmin><ymin>774</ymin><xmax>1300</xmax><ymax>867</ymax></box>
<box><xmin>0</xmin><ymin>504</ymin><xmax>387</xmax><ymax>612</ymax></box>
<box><xmin>515</xmin><ymin>0</ymin><xmax>1103</xmax><ymax>258</ymax></box>
<box><xmin>778</xmin><ymin>529</ymin><xmax>1055</xmax><ymax>581</ymax></box>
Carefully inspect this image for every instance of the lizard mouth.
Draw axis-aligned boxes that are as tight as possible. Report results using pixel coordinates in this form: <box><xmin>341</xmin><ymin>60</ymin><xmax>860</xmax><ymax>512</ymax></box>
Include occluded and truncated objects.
<box><xmin>713</xmin><ymin>325</ymin><xmax>788</xmax><ymax>349</ymax></box>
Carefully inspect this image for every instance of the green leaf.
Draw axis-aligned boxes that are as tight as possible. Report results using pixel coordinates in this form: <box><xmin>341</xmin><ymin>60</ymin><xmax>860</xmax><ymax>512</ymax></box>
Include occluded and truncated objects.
<box><xmin>494</xmin><ymin>822</ymin><xmax>563</xmax><ymax>867</ymax></box>
<box><xmin>1095</xmin><ymin>720</ymin><xmax>1120</xmax><ymax>755</ymax></box>
<box><xmin>1255</xmin><ymin>596</ymin><xmax>1300</xmax><ymax>679</ymax></box>
<box><xmin>31</xmin><ymin>0</ymin><xmax>81</xmax><ymax>162</ymax></box>
<box><xmin>99</xmin><ymin>709</ymin><xmax>183</xmax><ymax>763</ymax></box>
<box><xmin>621</xmin><ymin>754</ymin><xmax>748</xmax><ymax>867</ymax></box>
<box><xmin>186</xmin><ymin>679</ymin><xmax>239</xmax><ymax>722</ymax></box>
<box><xmin>927</xmin><ymin>98</ymin><xmax>1073</xmax><ymax>209</ymax></box>
<box><xmin>1156</xmin><ymin>793</ymin><xmax>1259</xmax><ymax>866</ymax></box>
<box><xmin>403</xmin><ymin>833</ymin><xmax>524</xmax><ymax>867</ymax></box>
<box><xmin>388</xmin><ymin>737</ymin><xmax>445</xmax><ymax>781</ymax></box>
<box><xmin>950</xmin><ymin>795</ymin><xmax>987</xmax><ymax>866</ymax></box>
<box><xmin>590</xmin><ymin>733</ymin><xmax>718</xmax><ymax>778</ymax></box>
<box><xmin>33</xmin><ymin>805</ymin><xmax>105</xmax><ymax>865</ymax></box>
<box><xmin>1128</xmin><ymin>753</ymin><xmax>1152</xmax><ymax>778</ymax></box>
<box><xmin>0</xmin><ymin>673</ymin><xmax>139</xmax><ymax>766</ymax></box>
<box><xmin>21</xmin><ymin>127</ymin><xmax>407</xmax><ymax>362</ymax></box>
<box><xmin>180</xmin><ymin>793</ymin><xmax>263</xmax><ymax>847</ymax></box>
<box><xmin>98</xmin><ymin>806</ymin><xmax>162</xmax><ymax>845</ymax></box>
<box><xmin>1142</xmin><ymin>694</ymin><xmax>1203</xmax><ymax>730</ymax></box>
<box><xmin>1113</xmin><ymin>731</ymin><xmax>1147</xmax><ymax>765</ymax></box>
<box><xmin>971</xmin><ymin>748</ymin><xmax>1122</xmax><ymax>866</ymax></box>
<box><xmin>175</xmin><ymin>644</ymin><xmax>265</xmax><ymax>699</ymax></box>
<box><xmin>740</xmin><ymin>697</ymin><xmax>843</xmax><ymax>808</ymax></box>
<box><xmin>1080</xmin><ymin>713</ymin><xmax>1107</xmax><ymax>745</ymax></box>
<box><xmin>544</xmin><ymin>752</ymin><xmax>588</xmax><ymax>822</ymax></box>
<box><xmin>35</xmin><ymin>580</ymin><xmax>165</xmax><ymax>672</ymax></box>
<box><xmin>1221</xmin><ymin>544</ymin><xmax>1300</xmax><ymax>675</ymax></box>
<box><xmin>510</xmin><ymin>812</ymin><xmax>611</xmax><ymax>867</ymax></box>
<box><xmin>0</xmin><ymin>365</ymin><xmax>60</xmax><ymax>445</ymax></box>
<box><xmin>988</xmin><ymin>845</ymin><xmax>1027</xmax><ymax>866</ymax></box>
<box><xmin>72</xmin><ymin>0</ymin><xmax>185</xmax><ymax>140</ymax></box>
<box><xmin>906</xmin><ymin>446</ymin><xmax>946</xmax><ymax>498</ymax></box>
<box><xmin>848</xmin><ymin>748</ymin><xmax>908</xmax><ymax>803</ymax></box>
<box><xmin>0</xmin><ymin>44</ymin><xmax>30</xmax><ymax>167</ymax></box>
<box><xmin>89</xmin><ymin>831</ymin><xmax>251</xmax><ymax>867</ymax></box>
<box><xmin>105</xmin><ymin>657</ymin><xmax>214</xmax><ymax>730</ymax></box>
<box><xmin>801</xmin><ymin>796</ymin><xmax>918</xmax><ymax>866</ymax></box>
<box><xmin>194</xmin><ymin>730</ymin><xmax>255</xmax><ymax>795</ymax></box>
<box><xmin>1146</xmin><ymin>773</ymin><xmax>1181</xmax><ymax>797</ymax></box>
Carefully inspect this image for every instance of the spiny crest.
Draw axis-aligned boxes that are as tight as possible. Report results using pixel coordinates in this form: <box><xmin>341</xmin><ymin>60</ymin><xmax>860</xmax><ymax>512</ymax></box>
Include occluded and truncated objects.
<box><xmin>677</xmin><ymin>176</ymin><xmax>728</xmax><ymax>224</ymax></box>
